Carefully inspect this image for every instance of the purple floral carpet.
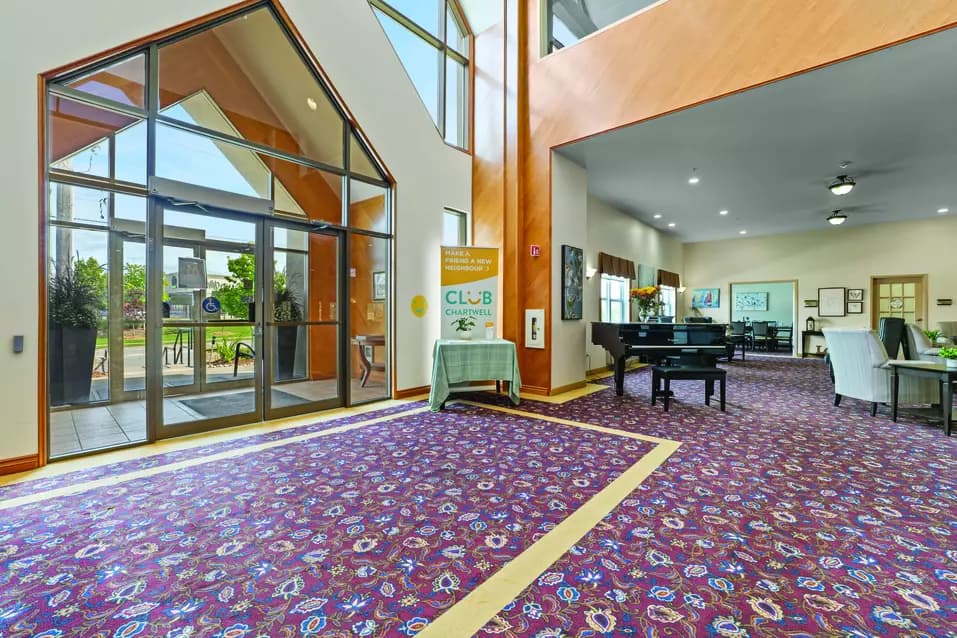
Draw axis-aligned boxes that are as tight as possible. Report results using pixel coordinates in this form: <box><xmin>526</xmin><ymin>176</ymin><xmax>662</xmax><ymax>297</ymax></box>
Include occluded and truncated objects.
<box><xmin>0</xmin><ymin>405</ymin><xmax>654</xmax><ymax>637</ymax></box>
<box><xmin>463</xmin><ymin>357</ymin><xmax>957</xmax><ymax>637</ymax></box>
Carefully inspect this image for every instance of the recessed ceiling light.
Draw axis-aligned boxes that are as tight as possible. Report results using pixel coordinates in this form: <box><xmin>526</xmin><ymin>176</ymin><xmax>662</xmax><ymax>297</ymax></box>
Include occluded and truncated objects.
<box><xmin>938</xmin><ymin>207</ymin><xmax>949</xmax><ymax>214</ymax></box>
<box><xmin>719</xmin><ymin>209</ymin><xmax>729</xmax><ymax>216</ymax></box>
<box><xmin>306</xmin><ymin>97</ymin><xmax>318</xmax><ymax>111</ymax></box>
<box><xmin>828</xmin><ymin>175</ymin><xmax>856</xmax><ymax>196</ymax></box>
<box><xmin>667</xmin><ymin>222</ymin><xmax>676</xmax><ymax>228</ymax></box>
<box><xmin>653</xmin><ymin>214</ymin><xmax>662</xmax><ymax>219</ymax></box>
<box><xmin>738</xmin><ymin>230</ymin><xmax>747</xmax><ymax>235</ymax></box>
<box><xmin>688</xmin><ymin>168</ymin><xmax>700</xmax><ymax>185</ymax></box>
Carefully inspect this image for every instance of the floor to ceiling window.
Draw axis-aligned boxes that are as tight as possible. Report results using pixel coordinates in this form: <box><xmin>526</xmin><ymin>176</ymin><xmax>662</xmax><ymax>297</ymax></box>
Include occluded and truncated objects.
<box><xmin>370</xmin><ymin>0</ymin><xmax>470</xmax><ymax>149</ymax></box>
<box><xmin>545</xmin><ymin>0</ymin><xmax>664</xmax><ymax>53</ymax></box>
<box><xmin>44</xmin><ymin>3</ymin><xmax>392</xmax><ymax>459</ymax></box>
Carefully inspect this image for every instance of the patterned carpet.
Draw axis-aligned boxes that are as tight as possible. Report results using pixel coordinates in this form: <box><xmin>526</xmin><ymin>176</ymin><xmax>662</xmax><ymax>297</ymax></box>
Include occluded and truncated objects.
<box><xmin>464</xmin><ymin>357</ymin><xmax>957</xmax><ymax>637</ymax></box>
<box><xmin>1</xmin><ymin>356</ymin><xmax>955</xmax><ymax>637</ymax></box>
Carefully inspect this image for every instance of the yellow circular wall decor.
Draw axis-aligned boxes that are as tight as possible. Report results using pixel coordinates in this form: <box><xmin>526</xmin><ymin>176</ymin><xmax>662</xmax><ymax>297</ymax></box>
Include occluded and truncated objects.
<box><xmin>410</xmin><ymin>295</ymin><xmax>428</xmax><ymax>317</ymax></box>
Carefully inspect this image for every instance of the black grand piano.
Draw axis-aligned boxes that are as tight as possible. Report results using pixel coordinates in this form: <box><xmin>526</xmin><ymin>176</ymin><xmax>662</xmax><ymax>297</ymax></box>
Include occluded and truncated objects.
<box><xmin>592</xmin><ymin>322</ymin><xmax>732</xmax><ymax>395</ymax></box>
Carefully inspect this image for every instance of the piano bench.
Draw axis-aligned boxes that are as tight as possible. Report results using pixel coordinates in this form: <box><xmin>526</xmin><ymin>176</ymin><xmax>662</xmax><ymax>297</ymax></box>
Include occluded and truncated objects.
<box><xmin>651</xmin><ymin>365</ymin><xmax>726</xmax><ymax>412</ymax></box>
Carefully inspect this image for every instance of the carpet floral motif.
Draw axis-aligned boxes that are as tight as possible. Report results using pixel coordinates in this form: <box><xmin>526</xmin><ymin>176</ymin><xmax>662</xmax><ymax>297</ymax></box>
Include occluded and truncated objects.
<box><xmin>0</xmin><ymin>407</ymin><xmax>654</xmax><ymax>637</ymax></box>
<box><xmin>470</xmin><ymin>357</ymin><xmax>957</xmax><ymax>637</ymax></box>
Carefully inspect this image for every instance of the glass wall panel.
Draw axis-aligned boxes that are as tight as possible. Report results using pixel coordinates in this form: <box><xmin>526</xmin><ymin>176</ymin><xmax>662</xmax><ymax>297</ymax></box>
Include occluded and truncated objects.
<box><xmin>447</xmin><ymin>7</ymin><xmax>469</xmax><ymax>56</ymax></box>
<box><xmin>547</xmin><ymin>0</ymin><xmax>661</xmax><ymax>53</ymax></box>
<box><xmin>49</xmin><ymin>183</ymin><xmax>110</xmax><ymax>227</ymax></box>
<box><xmin>444</xmin><ymin>56</ymin><xmax>468</xmax><ymax>148</ymax></box>
<box><xmin>158</xmin><ymin>7</ymin><xmax>344</xmax><ymax>167</ymax></box>
<box><xmin>350</xmin><ymin>234</ymin><xmax>390</xmax><ymax>402</ymax></box>
<box><xmin>373</xmin><ymin>8</ymin><xmax>442</xmax><ymax>123</ymax></box>
<box><xmin>266</xmin><ymin>154</ymin><xmax>343</xmax><ymax>225</ymax></box>
<box><xmin>48</xmin><ymin>96</ymin><xmax>147</xmax><ymax>183</ymax></box>
<box><xmin>65</xmin><ymin>53</ymin><xmax>147</xmax><ymax>109</ymax></box>
<box><xmin>350</xmin><ymin>133</ymin><xmax>382</xmax><ymax>180</ymax></box>
<box><xmin>349</xmin><ymin>181</ymin><xmax>388</xmax><ymax>234</ymax></box>
<box><xmin>385</xmin><ymin>0</ymin><xmax>442</xmax><ymax>36</ymax></box>
<box><xmin>156</xmin><ymin>123</ymin><xmax>270</xmax><ymax>198</ymax></box>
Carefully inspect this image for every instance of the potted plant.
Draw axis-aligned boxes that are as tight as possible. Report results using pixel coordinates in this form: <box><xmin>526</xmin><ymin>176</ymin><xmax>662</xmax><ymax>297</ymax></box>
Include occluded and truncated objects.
<box><xmin>48</xmin><ymin>262</ymin><xmax>102</xmax><ymax>405</ymax></box>
<box><xmin>924</xmin><ymin>329</ymin><xmax>943</xmax><ymax>345</ymax></box>
<box><xmin>274</xmin><ymin>286</ymin><xmax>304</xmax><ymax>380</ymax></box>
<box><xmin>939</xmin><ymin>346</ymin><xmax>957</xmax><ymax>369</ymax></box>
<box><xmin>451</xmin><ymin>316</ymin><xmax>476</xmax><ymax>340</ymax></box>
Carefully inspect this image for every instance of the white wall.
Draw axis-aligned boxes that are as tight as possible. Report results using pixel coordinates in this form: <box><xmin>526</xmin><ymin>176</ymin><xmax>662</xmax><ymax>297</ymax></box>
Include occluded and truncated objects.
<box><xmin>551</xmin><ymin>154</ymin><xmax>588</xmax><ymax>389</ymax></box>
<box><xmin>683</xmin><ymin>215</ymin><xmax>957</xmax><ymax>353</ymax></box>
<box><xmin>550</xmin><ymin>152</ymin><xmax>684</xmax><ymax>385</ymax></box>
<box><xmin>0</xmin><ymin>0</ymin><xmax>471</xmax><ymax>460</ymax></box>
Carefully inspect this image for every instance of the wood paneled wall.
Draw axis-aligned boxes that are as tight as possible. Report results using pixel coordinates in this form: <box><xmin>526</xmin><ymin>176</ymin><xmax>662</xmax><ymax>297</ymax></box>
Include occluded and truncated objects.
<box><xmin>471</xmin><ymin>0</ymin><xmax>957</xmax><ymax>392</ymax></box>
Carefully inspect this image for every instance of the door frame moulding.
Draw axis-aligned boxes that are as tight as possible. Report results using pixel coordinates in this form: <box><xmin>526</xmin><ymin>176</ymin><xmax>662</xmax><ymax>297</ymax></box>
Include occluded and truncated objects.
<box><xmin>35</xmin><ymin>0</ymin><xmax>396</xmax><ymax>468</ymax></box>
<box><xmin>869</xmin><ymin>274</ymin><xmax>928</xmax><ymax>330</ymax></box>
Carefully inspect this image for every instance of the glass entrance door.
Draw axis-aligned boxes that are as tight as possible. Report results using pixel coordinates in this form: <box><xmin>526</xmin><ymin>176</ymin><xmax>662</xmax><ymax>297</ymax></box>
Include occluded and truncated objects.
<box><xmin>153</xmin><ymin>205</ymin><xmax>263</xmax><ymax>438</ymax></box>
<box><xmin>264</xmin><ymin>223</ymin><xmax>343</xmax><ymax>418</ymax></box>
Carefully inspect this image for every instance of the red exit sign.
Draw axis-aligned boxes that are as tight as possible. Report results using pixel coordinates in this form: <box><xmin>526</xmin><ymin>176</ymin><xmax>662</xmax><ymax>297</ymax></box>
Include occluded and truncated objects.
<box><xmin>529</xmin><ymin>244</ymin><xmax>541</xmax><ymax>257</ymax></box>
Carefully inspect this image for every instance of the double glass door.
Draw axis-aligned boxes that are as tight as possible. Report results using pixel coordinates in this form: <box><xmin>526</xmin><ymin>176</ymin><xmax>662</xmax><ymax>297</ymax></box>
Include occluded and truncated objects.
<box><xmin>153</xmin><ymin>204</ymin><xmax>343</xmax><ymax>439</ymax></box>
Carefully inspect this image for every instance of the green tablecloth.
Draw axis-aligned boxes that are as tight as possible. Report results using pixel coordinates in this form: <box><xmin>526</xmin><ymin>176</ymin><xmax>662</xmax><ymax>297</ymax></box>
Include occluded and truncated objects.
<box><xmin>429</xmin><ymin>339</ymin><xmax>522</xmax><ymax>411</ymax></box>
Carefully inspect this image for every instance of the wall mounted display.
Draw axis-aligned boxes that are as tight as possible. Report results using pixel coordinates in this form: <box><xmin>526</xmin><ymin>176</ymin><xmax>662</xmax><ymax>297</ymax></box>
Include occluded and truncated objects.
<box><xmin>440</xmin><ymin>246</ymin><xmax>499</xmax><ymax>338</ymax></box>
<box><xmin>525</xmin><ymin>308</ymin><xmax>545</xmax><ymax>349</ymax></box>
<box><xmin>734</xmin><ymin>291</ymin><xmax>768</xmax><ymax>311</ymax></box>
<box><xmin>372</xmin><ymin>271</ymin><xmax>386</xmax><ymax>301</ymax></box>
<box><xmin>818</xmin><ymin>287</ymin><xmax>847</xmax><ymax>317</ymax></box>
<box><xmin>560</xmin><ymin>244</ymin><xmax>583</xmax><ymax>320</ymax></box>
<box><xmin>691</xmin><ymin>288</ymin><xmax>720</xmax><ymax>309</ymax></box>
<box><xmin>803</xmin><ymin>299</ymin><xmax>818</xmax><ymax>308</ymax></box>
<box><xmin>177</xmin><ymin>257</ymin><xmax>207</xmax><ymax>289</ymax></box>
<box><xmin>847</xmin><ymin>301</ymin><xmax>863</xmax><ymax>314</ymax></box>
<box><xmin>847</xmin><ymin>288</ymin><xmax>864</xmax><ymax>302</ymax></box>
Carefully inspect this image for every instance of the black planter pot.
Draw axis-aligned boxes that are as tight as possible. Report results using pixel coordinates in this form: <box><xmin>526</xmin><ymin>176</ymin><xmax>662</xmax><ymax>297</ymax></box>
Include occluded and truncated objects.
<box><xmin>48</xmin><ymin>325</ymin><xmax>97</xmax><ymax>406</ymax></box>
<box><xmin>275</xmin><ymin>325</ymin><xmax>299</xmax><ymax>381</ymax></box>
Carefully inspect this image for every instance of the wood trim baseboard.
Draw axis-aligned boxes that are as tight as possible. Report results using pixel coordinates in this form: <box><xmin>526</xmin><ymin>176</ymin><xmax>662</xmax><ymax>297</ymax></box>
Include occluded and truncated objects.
<box><xmin>587</xmin><ymin>365</ymin><xmax>613</xmax><ymax>376</ymax></box>
<box><xmin>393</xmin><ymin>385</ymin><xmax>430</xmax><ymax>399</ymax></box>
<box><xmin>0</xmin><ymin>454</ymin><xmax>40</xmax><ymax>476</ymax></box>
<box><xmin>550</xmin><ymin>380</ymin><xmax>586</xmax><ymax>395</ymax></box>
<box><xmin>522</xmin><ymin>385</ymin><xmax>549</xmax><ymax>397</ymax></box>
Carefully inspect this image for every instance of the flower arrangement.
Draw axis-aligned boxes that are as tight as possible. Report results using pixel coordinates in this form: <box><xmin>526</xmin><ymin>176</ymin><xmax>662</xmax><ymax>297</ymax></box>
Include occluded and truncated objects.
<box><xmin>924</xmin><ymin>329</ymin><xmax>942</xmax><ymax>342</ymax></box>
<box><xmin>939</xmin><ymin>346</ymin><xmax>957</xmax><ymax>360</ymax></box>
<box><xmin>630</xmin><ymin>285</ymin><xmax>662</xmax><ymax>317</ymax></box>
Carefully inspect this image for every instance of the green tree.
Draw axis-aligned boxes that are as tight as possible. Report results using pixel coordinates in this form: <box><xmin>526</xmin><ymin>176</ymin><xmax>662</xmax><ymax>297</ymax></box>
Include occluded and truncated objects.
<box><xmin>74</xmin><ymin>256</ymin><xmax>107</xmax><ymax>311</ymax></box>
<box><xmin>216</xmin><ymin>253</ymin><xmax>256</xmax><ymax>319</ymax></box>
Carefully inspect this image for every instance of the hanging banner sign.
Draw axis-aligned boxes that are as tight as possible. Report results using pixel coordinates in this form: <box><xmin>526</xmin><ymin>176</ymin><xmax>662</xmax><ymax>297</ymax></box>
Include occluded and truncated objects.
<box><xmin>441</xmin><ymin>246</ymin><xmax>499</xmax><ymax>339</ymax></box>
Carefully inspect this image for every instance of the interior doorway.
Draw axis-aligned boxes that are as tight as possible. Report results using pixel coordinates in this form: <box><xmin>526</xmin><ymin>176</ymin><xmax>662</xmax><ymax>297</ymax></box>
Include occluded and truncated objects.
<box><xmin>729</xmin><ymin>280</ymin><xmax>797</xmax><ymax>355</ymax></box>
<box><xmin>871</xmin><ymin>275</ymin><xmax>927</xmax><ymax>330</ymax></box>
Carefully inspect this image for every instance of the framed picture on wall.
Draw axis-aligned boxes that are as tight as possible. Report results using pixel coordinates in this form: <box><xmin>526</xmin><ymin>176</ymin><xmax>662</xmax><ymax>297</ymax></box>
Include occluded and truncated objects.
<box><xmin>734</xmin><ymin>291</ymin><xmax>768</xmax><ymax>311</ymax></box>
<box><xmin>848</xmin><ymin>288</ymin><xmax>864</xmax><ymax>302</ymax></box>
<box><xmin>561</xmin><ymin>245</ymin><xmax>584</xmax><ymax>320</ymax></box>
<box><xmin>818</xmin><ymin>287</ymin><xmax>847</xmax><ymax>317</ymax></box>
<box><xmin>847</xmin><ymin>301</ymin><xmax>863</xmax><ymax>314</ymax></box>
<box><xmin>691</xmin><ymin>288</ymin><xmax>720</xmax><ymax>309</ymax></box>
<box><xmin>372</xmin><ymin>271</ymin><xmax>386</xmax><ymax>301</ymax></box>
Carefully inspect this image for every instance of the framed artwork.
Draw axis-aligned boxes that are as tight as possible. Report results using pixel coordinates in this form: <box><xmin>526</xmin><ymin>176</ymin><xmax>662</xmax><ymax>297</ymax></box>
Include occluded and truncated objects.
<box><xmin>848</xmin><ymin>288</ymin><xmax>864</xmax><ymax>302</ymax></box>
<box><xmin>734</xmin><ymin>291</ymin><xmax>768</xmax><ymax>311</ymax></box>
<box><xmin>818</xmin><ymin>287</ymin><xmax>847</xmax><ymax>317</ymax></box>
<box><xmin>847</xmin><ymin>301</ymin><xmax>863</xmax><ymax>314</ymax></box>
<box><xmin>561</xmin><ymin>245</ymin><xmax>584</xmax><ymax>320</ymax></box>
<box><xmin>372</xmin><ymin>271</ymin><xmax>386</xmax><ymax>301</ymax></box>
<box><xmin>691</xmin><ymin>288</ymin><xmax>720</xmax><ymax>309</ymax></box>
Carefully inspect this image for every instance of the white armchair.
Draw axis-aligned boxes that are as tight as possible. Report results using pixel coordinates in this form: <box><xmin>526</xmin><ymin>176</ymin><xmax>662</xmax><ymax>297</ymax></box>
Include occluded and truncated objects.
<box><xmin>904</xmin><ymin>324</ymin><xmax>940</xmax><ymax>361</ymax></box>
<box><xmin>824</xmin><ymin>328</ymin><xmax>939</xmax><ymax>416</ymax></box>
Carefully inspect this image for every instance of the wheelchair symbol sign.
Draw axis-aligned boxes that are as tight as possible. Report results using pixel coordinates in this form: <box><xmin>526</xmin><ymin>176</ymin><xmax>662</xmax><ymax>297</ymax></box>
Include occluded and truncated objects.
<box><xmin>202</xmin><ymin>297</ymin><xmax>221</xmax><ymax>314</ymax></box>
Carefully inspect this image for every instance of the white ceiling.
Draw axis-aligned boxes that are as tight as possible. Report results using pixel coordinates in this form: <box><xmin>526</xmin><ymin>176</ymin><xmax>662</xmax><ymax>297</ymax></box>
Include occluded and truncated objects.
<box><xmin>558</xmin><ymin>26</ymin><xmax>957</xmax><ymax>243</ymax></box>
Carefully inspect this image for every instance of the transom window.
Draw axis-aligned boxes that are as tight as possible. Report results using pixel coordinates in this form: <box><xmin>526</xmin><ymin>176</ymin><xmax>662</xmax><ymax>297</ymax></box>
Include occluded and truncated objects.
<box><xmin>442</xmin><ymin>208</ymin><xmax>469</xmax><ymax>246</ymax></box>
<box><xmin>371</xmin><ymin>0</ymin><xmax>470</xmax><ymax>149</ymax></box>
<box><xmin>545</xmin><ymin>0</ymin><xmax>663</xmax><ymax>54</ymax></box>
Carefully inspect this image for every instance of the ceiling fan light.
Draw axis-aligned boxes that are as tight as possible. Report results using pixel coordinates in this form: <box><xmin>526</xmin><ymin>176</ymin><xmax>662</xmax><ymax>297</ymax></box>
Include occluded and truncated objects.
<box><xmin>827</xmin><ymin>210</ymin><xmax>847</xmax><ymax>225</ymax></box>
<box><xmin>828</xmin><ymin>175</ymin><xmax>856</xmax><ymax>196</ymax></box>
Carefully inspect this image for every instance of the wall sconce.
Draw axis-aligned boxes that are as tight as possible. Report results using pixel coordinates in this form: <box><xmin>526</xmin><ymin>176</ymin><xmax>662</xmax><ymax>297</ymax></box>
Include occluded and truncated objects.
<box><xmin>677</xmin><ymin>286</ymin><xmax>687</xmax><ymax>293</ymax></box>
<box><xmin>585</xmin><ymin>267</ymin><xmax>598</xmax><ymax>280</ymax></box>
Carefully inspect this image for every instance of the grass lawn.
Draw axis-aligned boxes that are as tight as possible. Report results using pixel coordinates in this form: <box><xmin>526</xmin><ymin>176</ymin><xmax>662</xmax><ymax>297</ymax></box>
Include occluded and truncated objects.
<box><xmin>96</xmin><ymin>325</ymin><xmax>254</xmax><ymax>349</ymax></box>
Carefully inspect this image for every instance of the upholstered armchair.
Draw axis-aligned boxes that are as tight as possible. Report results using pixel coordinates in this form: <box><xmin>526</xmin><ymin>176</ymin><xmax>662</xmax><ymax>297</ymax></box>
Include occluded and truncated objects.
<box><xmin>824</xmin><ymin>328</ymin><xmax>939</xmax><ymax>416</ymax></box>
<box><xmin>904</xmin><ymin>324</ymin><xmax>940</xmax><ymax>361</ymax></box>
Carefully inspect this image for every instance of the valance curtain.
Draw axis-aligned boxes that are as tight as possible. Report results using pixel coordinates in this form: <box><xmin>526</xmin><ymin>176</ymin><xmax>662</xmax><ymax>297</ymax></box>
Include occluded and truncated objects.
<box><xmin>657</xmin><ymin>269</ymin><xmax>681</xmax><ymax>288</ymax></box>
<box><xmin>598</xmin><ymin>252</ymin><xmax>636</xmax><ymax>280</ymax></box>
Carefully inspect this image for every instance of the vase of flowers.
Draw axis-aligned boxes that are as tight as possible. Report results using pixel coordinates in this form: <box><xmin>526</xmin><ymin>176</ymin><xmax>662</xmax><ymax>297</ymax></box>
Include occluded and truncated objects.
<box><xmin>939</xmin><ymin>346</ymin><xmax>957</xmax><ymax>369</ymax></box>
<box><xmin>630</xmin><ymin>285</ymin><xmax>661</xmax><ymax>322</ymax></box>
